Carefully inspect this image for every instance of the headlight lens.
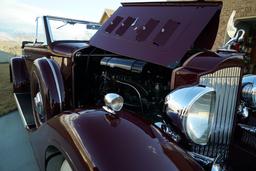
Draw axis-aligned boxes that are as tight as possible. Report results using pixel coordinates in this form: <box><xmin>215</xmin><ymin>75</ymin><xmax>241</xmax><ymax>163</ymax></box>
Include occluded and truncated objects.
<box><xmin>165</xmin><ymin>86</ymin><xmax>215</xmax><ymax>145</ymax></box>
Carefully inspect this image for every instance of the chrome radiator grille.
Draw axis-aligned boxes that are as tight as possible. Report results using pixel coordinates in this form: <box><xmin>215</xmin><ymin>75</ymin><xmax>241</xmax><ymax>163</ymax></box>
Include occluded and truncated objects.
<box><xmin>192</xmin><ymin>67</ymin><xmax>241</xmax><ymax>159</ymax></box>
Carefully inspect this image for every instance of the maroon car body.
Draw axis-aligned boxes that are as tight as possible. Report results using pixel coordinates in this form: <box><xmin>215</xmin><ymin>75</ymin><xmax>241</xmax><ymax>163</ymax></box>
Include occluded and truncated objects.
<box><xmin>9</xmin><ymin>1</ymin><xmax>256</xmax><ymax>171</ymax></box>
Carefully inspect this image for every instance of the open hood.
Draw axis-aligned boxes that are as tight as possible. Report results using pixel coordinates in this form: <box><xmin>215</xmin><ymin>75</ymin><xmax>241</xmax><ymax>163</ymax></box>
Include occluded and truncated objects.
<box><xmin>90</xmin><ymin>1</ymin><xmax>222</xmax><ymax>68</ymax></box>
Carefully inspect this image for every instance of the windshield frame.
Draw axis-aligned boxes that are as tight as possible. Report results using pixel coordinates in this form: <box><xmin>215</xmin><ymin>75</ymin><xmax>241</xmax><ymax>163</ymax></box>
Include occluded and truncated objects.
<box><xmin>45</xmin><ymin>15</ymin><xmax>100</xmax><ymax>43</ymax></box>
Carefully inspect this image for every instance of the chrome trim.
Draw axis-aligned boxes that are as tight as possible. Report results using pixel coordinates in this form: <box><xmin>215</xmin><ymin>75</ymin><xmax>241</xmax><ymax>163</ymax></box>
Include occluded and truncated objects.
<box><xmin>238</xmin><ymin>104</ymin><xmax>249</xmax><ymax>118</ymax></box>
<box><xmin>211</xmin><ymin>154</ymin><xmax>224</xmax><ymax>171</ymax></box>
<box><xmin>238</xmin><ymin>123</ymin><xmax>256</xmax><ymax>134</ymax></box>
<box><xmin>34</xmin><ymin>17</ymin><xmax>39</xmax><ymax>44</ymax></box>
<box><xmin>154</xmin><ymin>122</ymin><xmax>181</xmax><ymax>142</ymax></box>
<box><xmin>45</xmin><ymin>57</ymin><xmax>63</xmax><ymax>111</ymax></box>
<box><xmin>242</xmin><ymin>74</ymin><xmax>256</xmax><ymax>84</ymax></box>
<box><xmin>242</xmin><ymin>106</ymin><xmax>249</xmax><ymax>118</ymax></box>
<box><xmin>187</xmin><ymin>151</ymin><xmax>214</xmax><ymax>166</ymax></box>
<box><xmin>102</xmin><ymin>106</ymin><xmax>116</xmax><ymax>114</ymax></box>
<box><xmin>223</xmin><ymin>29</ymin><xmax>245</xmax><ymax>50</ymax></box>
<box><xmin>165</xmin><ymin>86</ymin><xmax>215</xmax><ymax>115</ymax></box>
<box><xmin>211</xmin><ymin>164</ymin><xmax>221</xmax><ymax>171</ymax></box>
<box><xmin>13</xmin><ymin>93</ymin><xmax>29</xmax><ymax>129</ymax></box>
<box><xmin>34</xmin><ymin>92</ymin><xmax>44</xmax><ymax>115</ymax></box>
<box><xmin>193</xmin><ymin>67</ymin><xmax>241</xmax><ymax>159</ymax></box>
<box><xmin>242</xmin><ymin>75</ymin><xmax>256</xmax><ymax>108</ymax></box>
<box><xmin>242</xmin><ymin>83</ymin><xmax>253</xmax><ymax>103</ymax></box>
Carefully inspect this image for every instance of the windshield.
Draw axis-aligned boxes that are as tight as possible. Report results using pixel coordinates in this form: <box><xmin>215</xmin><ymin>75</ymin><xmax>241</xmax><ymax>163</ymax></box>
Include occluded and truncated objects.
<box><xmin>47</xmin><ymin>17</ymin><xmax>100</xmax><ymax>42</ymax></box>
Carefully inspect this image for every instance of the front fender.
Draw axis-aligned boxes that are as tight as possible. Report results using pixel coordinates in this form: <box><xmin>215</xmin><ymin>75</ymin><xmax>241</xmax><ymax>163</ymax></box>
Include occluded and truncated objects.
<box><xmin>31</xmin><ymin>109</ymin><xmax>203</xmax><ymax>171</ymax></box>
<box><xmin>9</xmin><ymin>57</ymin><xmax>30</xmax><ymax>93</ymax></box>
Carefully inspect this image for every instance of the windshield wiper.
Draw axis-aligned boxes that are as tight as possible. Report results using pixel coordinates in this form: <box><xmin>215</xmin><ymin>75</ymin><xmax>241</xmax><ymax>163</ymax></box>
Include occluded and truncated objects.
<box><xmin>56</xmin><ymin>21</ymin><xmax>77</xmax><ymax>29</ymax></box>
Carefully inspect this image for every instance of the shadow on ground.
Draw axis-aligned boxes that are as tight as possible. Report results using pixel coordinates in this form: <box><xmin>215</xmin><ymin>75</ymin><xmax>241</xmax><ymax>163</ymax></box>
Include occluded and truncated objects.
<box><xmin>0</xmin><ymin>111</ymin><xmax>39</xmax><ymax>171</ymax></box>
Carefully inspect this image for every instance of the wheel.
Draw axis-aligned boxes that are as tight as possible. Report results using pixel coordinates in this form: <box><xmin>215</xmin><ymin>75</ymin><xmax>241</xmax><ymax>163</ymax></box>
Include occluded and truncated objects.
<box><xmin>46</xmin><ymin>153</ymin><xmax>72</xmax><ymax>171</ymax></box>
<box><xmin>30</xmin><ymin>57</ymin><xmax>65</xmax><ymax>127</ymax></box>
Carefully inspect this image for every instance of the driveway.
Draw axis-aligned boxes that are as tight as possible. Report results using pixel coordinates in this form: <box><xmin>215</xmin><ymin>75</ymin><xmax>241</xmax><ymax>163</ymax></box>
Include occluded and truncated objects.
<box><xmin>0</xmin><ymin>111</ymin><xmax>39</xmax><ymax>171</ymax></box>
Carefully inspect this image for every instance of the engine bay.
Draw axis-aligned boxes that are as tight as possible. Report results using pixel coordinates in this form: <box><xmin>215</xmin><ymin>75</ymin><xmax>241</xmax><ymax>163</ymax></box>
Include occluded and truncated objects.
<box><xmin>71</xmin><ymin>48</ymin><xmax>256</xmax><ymax>171</ymax></box>
<box><xmin>73</xmin><ymin>52</ymin><xmax>172</xmax><ymax>121</ymax></box>
<box><xmin>98</xmin><ymin>56</ymin><xmax>171</xmax><ymax>119</ymax></box>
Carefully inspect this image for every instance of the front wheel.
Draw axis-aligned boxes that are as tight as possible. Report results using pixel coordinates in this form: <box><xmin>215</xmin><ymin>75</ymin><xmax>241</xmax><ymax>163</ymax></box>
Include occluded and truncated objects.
<box><xmin>30</xmin><ymin>57</ymin><xmax>65</xmax><ymax>127</ymax></box>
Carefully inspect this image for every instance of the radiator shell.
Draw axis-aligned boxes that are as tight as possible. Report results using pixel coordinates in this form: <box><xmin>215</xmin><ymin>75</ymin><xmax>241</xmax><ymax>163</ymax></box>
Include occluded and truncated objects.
<box><xmin>191</xmin><ymin>67</ymin><xmax>241</xmax><ymax>159</ymax></box>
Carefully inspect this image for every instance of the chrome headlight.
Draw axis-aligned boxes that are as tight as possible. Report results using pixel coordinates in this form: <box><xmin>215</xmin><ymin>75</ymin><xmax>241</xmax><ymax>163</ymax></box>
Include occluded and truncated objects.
<box><xmin>165</xmin><ymin>86</ymin><xmax>216</xmax><ymax>145</ymax></box>
<box><xmin>242</xmin><ymin>75</ymin><xmax>256</xmax><ymax>108</ymax></box>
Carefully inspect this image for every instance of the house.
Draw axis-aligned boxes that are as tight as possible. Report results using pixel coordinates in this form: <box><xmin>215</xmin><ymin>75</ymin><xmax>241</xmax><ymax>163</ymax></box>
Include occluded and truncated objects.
<box><xmin>99</xmin><ymin>9</ymin><xmax>114</xmax><ymax>24</ymax></box>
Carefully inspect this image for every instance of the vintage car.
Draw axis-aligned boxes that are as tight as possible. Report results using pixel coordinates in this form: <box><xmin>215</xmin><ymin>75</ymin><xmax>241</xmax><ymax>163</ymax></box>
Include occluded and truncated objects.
<box><xmin>9</xmin><ymin>1</ymin><xmax>256</xmax><ymax>171</ymax></box>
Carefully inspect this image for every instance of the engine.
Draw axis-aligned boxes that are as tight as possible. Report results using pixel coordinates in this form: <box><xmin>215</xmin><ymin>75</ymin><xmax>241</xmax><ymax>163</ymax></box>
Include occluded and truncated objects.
<box><xmin>99</xmin><ymin>57</ymin><xmax>171</xmax><ymax>118</ymax></box>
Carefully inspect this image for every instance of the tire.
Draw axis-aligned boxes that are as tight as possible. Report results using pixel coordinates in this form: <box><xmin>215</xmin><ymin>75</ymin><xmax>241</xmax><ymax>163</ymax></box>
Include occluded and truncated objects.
<box><xmin>46</xmin><ymin>154</ymin><xmax>72</xmax><ymax>171</ymax></box>
<box><xmin>30</xmin><ymin>57</ymin><xmax>65</xmax><ymax>127</ymax></box>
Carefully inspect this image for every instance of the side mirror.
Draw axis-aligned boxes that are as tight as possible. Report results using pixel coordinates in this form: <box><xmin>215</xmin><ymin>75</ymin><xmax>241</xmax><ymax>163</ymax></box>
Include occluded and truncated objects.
<box><xmin>21</xmin><ymin>41</ymin><xmax>33</xmax><ymax>48</ymax></box>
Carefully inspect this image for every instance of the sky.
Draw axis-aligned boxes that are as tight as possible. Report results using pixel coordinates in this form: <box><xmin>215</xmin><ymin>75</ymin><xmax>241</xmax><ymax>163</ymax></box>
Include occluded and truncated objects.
<box><xmin>0</xmin><ymin>0</ymin><xmax>161</xmax><ymax>40</ymax></box>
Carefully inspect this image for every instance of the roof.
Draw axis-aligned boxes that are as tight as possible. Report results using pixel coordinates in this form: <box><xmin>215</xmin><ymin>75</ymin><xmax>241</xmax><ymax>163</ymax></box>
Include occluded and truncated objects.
<box><xmin>99</xmin><ymin>9</ymin><xmax>114</xmax><ymax>24</ymax></box>
<box><xmin>105</xmin><ymin>9</ymin><xmax>114</xmax><ymax>17</ymax></box>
